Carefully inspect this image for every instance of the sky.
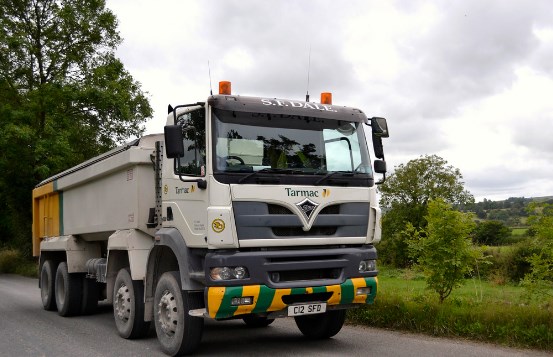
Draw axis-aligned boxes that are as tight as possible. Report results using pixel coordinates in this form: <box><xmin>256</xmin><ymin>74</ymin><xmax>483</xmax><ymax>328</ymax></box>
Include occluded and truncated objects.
<box><xmin>106</xmin><ymin>0</ymin><xmax>553</xmax><ymax>202</ymax></box>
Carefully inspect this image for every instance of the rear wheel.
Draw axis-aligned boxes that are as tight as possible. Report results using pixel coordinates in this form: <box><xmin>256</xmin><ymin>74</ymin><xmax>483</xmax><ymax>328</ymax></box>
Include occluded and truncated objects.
<box><xmin>113</xmin><ymin>267</ymin><xmax>150</xmax><ymax>339</ymax></box>
<box><xmin>154</xmin><ymin>271</ymin><xmax>204</xmax><ymax>356</ymax></box>
<box><xmin>55</xmin><ymin>262</ymin><xmax>83</xmax><ymax>316</ymax></box>
<box><xmin>242</xmin><ymin>315</ymin><xmax>275</xmax><ymax>328</ymax></box>
<box><xmin>294</xmin><ymin>309</ymin><xmax>346</xmax><ymax>339</ymax></box>
<box><xmin>40</xmin><ymin>260</ymin><xmax>57</xmax><ymax>311</ymax></box>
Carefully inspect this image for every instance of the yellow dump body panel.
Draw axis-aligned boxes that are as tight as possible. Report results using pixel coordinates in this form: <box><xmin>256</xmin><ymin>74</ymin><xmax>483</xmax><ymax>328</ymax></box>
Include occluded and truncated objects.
<box><xmin>32</xmin><ymin>182</ymin><xmax>61</xmax><ymax>256</ymax></box>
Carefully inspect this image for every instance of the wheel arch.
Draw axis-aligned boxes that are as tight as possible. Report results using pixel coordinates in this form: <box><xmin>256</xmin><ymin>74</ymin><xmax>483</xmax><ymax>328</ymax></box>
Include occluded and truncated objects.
<box><xmin>144</xmin><ymin>228</ymin><xmax>205</xmax><ymax>321</ymax></box>
<box><xmin>38</xmin><ymin>251</ymin><xmax>66</xmax><ymax>288</ymax></box>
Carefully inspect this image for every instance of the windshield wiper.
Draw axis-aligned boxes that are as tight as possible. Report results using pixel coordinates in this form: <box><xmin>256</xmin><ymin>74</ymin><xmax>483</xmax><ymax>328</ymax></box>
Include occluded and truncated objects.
<box><xmin>237</xmin><ymin>168</ymin><xmax>302</xmax><ymax>184</ymax></box>
<box><xmin>315</xmin><ymin>171</ymin><xmax>354</xmax><ymax>185</ymax></box>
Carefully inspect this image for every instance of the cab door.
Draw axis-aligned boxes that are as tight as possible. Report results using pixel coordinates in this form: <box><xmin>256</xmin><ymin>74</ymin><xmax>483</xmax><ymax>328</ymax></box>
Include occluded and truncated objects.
<box><xmin>162</xmin><ymin>106</ymin><xmax>209</xmax><ymax>247</ymax></box>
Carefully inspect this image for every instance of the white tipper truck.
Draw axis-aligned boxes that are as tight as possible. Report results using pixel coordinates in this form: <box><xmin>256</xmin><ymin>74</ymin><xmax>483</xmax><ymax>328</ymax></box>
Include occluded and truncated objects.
<box><xmin>33</xmin><ymin>81</ymin><xmax>389</xmax><ymax>356</ymax></box>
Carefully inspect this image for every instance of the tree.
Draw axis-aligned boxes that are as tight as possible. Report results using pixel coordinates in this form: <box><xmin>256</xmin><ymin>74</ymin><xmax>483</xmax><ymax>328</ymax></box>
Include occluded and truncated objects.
<box><xmin>521</xmin><ymin>203</ymin><xmax>553</xmax><ymax>300</ymax></box>
<box><xmin>406</xmin><ymin>199</ymin><xmax>481</xmax><ymax>303</ymax></box>
<box><xmin>0</xmin><ymin>0</ymin><xmax>152</xmax><ymax>255</ymax></box>
<box><xmin>472</xmin><ymin>220</ymin><xmax>511</xmax><ymax>246</ymax></box>
<box><xmin>378</xmin><ymin>155</ymin><xmax>474</xmax><ymax>267</ymax></box>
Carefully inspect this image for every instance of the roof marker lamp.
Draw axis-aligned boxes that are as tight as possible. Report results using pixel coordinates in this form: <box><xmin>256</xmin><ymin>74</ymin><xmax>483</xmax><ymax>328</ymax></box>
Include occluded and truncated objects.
<box><xmin>321</xmin><ymin>92</ymin><xmax>332</xmax><ymax>104</ymax></box>
<box><xmin>219</xmin><ymin>81</ymin><xmax>231</xmax><ymax>95</ymax></box>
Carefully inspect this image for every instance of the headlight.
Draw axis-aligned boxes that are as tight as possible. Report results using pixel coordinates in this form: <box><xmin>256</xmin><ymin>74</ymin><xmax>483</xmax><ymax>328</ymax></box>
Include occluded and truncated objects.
<box><xmin>210</xmin><ymin>266</ymin><xmax>249</xmax><ymax>281</ymax></box>
<box><xmin>359</xmin><ymin>259</ymin><xmax>377</xmax><ymax>273</ymax></box>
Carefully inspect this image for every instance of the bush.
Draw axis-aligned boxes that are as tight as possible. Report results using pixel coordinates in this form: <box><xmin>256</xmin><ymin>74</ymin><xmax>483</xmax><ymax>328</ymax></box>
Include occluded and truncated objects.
<box><xmin>472</xmin><ymin>220</ymin><xmax>510</xmax><ymax>245</ymax></box>
<box><xmin>0</xmin><ymin>248</ymin><xmax>37</xmax><ymax>277</ymax></box>
<box><xmin>0</xmin><ymin>249</ymin><xmax>20</xmax><ymax>273</ymax></box>
<box><xmin>478</xmin><ymin>243</ymin><xmax>540</xmax><ymax>284</ymax></box>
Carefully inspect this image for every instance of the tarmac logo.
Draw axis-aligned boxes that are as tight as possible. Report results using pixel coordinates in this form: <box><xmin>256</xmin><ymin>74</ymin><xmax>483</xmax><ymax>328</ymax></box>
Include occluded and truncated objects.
<box><xmin>176</xmin><ymin>185</ymin><xmax>195</xmax><ymax>194</ymax></box>
<box><xmin>285</xmin><ymin>188</ymin><xmax>319</xmax><ymax>197</ymax></box>
<box><xmin>322</xmin><ymin>189</ymin><xmax>330</xmax><ymax>198</ymax></box>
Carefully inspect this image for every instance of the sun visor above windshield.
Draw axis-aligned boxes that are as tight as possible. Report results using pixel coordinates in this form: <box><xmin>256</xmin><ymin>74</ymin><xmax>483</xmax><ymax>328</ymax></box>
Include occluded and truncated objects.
<box><xmin>208</xmin><ymin>95</ymin><xmax>368</xmax><ymax>123</ymax></box>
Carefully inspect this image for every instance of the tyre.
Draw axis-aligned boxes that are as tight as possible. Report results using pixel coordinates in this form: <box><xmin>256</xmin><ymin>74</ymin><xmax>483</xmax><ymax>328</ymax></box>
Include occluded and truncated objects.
<box><xmin>154</xmin><ymin>271</ymin><xmax>204</xmax><ymax>356</ymax></box>
<box><xmin>113</xmin><ymin>267</ymin><xmax>150</xmax><ymax>339</ymax></box>
<box><xmin>294</xmin><ymin>309</ymin><xmax>346</xmax><ymax>339</ymax></box>
<box><xmin>242</xmin><ymin>315</ymin><xmax>275</xmax><ymax>328</ymax></box>
<box><xmin>81</xmin><ymin>277</ymin><xmax>99</xmax><ymax>315</ymax></box>
<box><xmin>55</xmin><ymin>261</ymin><xmax>83</xmax><ymax>317</ymax></box>
<box><xmin>40</xmin><ymin>260</ymin><xmax>57</xmax><ymax>311</ymax></box>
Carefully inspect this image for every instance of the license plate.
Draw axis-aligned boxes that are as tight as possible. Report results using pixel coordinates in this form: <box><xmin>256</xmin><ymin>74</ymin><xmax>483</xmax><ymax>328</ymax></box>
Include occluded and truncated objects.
<box><xmin>288</xmin><ymin>303</ymin><xmax>327</xmax><ymax>316</ymax></box>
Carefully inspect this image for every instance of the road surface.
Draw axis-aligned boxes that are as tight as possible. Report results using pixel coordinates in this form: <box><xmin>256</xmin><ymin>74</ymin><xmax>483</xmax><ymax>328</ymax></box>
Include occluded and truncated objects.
<box><xmin>0</xmin><ymin>274</ymin><xmax>549</xmax><ymax>357</ymax></box>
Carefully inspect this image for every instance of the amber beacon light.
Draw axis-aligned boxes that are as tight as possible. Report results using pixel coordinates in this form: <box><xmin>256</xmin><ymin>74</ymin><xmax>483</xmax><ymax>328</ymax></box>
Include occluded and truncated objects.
<box><xmin>219</xmin><ymin>81</ymin><xmax>232</xmax><ymax>95</ymax></box>
<box><xmin>321</xmin><ymin>92</ymin><xmax>332</xmax><ymax>104</ymax></box>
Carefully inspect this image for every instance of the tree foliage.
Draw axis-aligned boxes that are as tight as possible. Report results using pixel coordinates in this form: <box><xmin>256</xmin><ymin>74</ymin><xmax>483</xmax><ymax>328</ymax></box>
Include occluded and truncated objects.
<box><xmin>521</xmin><ymin>203</ymin><xmax>553</xmax><ymax>300</ymax></box>
<box><xmin>378</xmin><ymin>155</ymin><xmax>474</xmax><ymax>267</ymax></box>
<box><xmin>472</xmin><ymin>220</ymin><xmax>511</xmax><ymax>246</ymax></box>
<box><xmin>406</xmin><ymin>199</ymin><xmax>481</xmax><ymax>303</ymax></box>
<box><xmin>0</xmin><ymin>0</ymin><xmax>152</xmax><ymax>255</ymax></box>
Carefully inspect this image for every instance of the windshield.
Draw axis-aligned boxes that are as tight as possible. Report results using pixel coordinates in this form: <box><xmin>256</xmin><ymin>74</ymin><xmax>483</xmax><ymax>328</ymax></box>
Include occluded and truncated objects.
<box><xmin>212</xmin><ymin>108</ymin><xmax>373</xmax><ymax>185</ymax></box>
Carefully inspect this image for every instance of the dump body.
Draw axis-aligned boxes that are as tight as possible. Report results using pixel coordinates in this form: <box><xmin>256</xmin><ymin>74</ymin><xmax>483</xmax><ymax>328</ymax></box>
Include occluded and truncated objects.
<box><xmin>32</xmin><ymin>135</ymin><xmax>161</xmax><ymax>256</ymax></box>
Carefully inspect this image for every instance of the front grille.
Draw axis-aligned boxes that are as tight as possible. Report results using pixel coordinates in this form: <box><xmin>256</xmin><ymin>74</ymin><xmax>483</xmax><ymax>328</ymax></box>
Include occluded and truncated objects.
<box><xmin>268</xmin><ymin>204</ymin><xmax>293</xmax><ymax>215</ymax></box>
<box><xmin>271</xmin><ymin>268</ymin><xmax>340</xmax><ymax>283</ymax></box>
<box><xmin>320</xmin><ymin>205</ymin><xmax>340</xmax><ymax>214</ymax></box>
<box><xmin>233</xmin><ymin>201</ymin><xmax>369</xmax><ymax>240</ymax></box>
<box><xmin>268</xmin><ymin>255</ymin><xmax>340</xmax><ymax>263</ymax></box>
<box><xmin>272</xmin><ymin>226</ymin><xmax>337</xmax><ymax>236</ymax></box>
<box><xmin>268</xmin><ymin>204</ymin><xmax>340</xmax><ymax>215</ymax></box>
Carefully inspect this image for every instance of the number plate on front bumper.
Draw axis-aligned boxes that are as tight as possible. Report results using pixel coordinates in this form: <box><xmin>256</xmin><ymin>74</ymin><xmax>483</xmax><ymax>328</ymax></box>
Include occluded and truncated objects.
<box><xmin>288</xmin><ymin>303</ymin><xmax>327</xmax><ymax>316</ymax></box>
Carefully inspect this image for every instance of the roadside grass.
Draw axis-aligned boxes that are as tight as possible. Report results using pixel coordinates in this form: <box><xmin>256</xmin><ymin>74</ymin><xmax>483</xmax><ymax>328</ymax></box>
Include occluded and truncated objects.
<box><xmin>0</xmin><ymin>248</ymin><xmax>38</xmax><ymax>277</ymax></box>
<box><xmin>348</xmin><ymin>266</ymin><xmax>553</xmax><ymax>351</ymax></box>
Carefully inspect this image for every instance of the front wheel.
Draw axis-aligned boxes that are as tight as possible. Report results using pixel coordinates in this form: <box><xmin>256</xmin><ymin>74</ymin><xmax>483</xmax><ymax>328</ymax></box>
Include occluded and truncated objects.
<box><xmin>154</xmin><ymin>271</ymin><xmax>204</xmax><ymax>356</ymax></box>
<box><xmin>113</xmin><ymin>267</ymin><xmax>150</xmax><ymax>339</ymax></box>
<box><xmin>294</xmin><ymin>309</ymin><xmax>346</xmax><ymax>339</ymax></box>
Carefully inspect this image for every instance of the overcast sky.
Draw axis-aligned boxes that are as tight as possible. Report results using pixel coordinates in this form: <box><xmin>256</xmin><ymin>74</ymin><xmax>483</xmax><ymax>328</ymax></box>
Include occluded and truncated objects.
<box><xmin>106</xmin><ymin>0</ymin><xmax>553</xmax><ymax>202</ymax></box>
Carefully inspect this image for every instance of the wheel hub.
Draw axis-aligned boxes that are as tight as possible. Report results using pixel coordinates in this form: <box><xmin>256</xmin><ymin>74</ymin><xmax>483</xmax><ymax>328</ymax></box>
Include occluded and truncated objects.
<box><xmin>114</xmin><ymin>283</ymin><xmax>131</xmax><ymax>321</ymax></box>
<box><xmin>158</xmin><ymin>290</ymin><xmax>178</xmax><ymax>336</ymax></box>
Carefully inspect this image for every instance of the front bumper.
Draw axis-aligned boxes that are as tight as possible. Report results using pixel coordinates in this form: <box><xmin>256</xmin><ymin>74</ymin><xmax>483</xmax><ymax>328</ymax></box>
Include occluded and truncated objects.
<box><xmin>206</xmin><ymin>276</ymin><xmax>377</xmax><ymax>319</ymax></box>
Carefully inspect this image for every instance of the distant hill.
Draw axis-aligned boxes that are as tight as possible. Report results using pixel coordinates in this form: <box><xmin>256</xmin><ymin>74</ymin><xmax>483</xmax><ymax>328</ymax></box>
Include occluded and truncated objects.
<box><xmin>461</xmin><ymin>196</ymin><xmax>553</xmax><ymax>227</ymax></box>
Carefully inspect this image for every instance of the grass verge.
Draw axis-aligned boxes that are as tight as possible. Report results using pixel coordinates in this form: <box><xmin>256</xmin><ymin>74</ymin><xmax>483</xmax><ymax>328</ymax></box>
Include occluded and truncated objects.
<box><xmin>348</xmin><ymin>267</ymin><xmax>553</xmax><ymax>351</ymax></box>
<box><xmin>0</xmin><ymin>248</ymin><xmax>38</xmax><ymax>277</ymax></box>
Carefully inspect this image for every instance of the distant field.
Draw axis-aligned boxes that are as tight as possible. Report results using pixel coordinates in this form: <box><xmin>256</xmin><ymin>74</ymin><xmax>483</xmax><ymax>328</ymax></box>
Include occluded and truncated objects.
<box><xmin>511</xmin><ymin>227</ymin><xmax>528</xmax><ymax>236</ymax></box>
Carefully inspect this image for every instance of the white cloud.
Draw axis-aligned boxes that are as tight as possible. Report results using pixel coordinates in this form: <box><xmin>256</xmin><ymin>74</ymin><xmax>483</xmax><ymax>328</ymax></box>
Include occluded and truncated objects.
<box><xmin>106</xmin><ymin>0</ymin><xmax>553</xmax><ymax>201</ymax></box>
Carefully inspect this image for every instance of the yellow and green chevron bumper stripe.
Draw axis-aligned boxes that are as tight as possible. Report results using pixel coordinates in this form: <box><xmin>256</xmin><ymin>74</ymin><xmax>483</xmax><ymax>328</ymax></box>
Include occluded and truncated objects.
<box><xmin>207</xmin><ymin>277</ymin><xmax>377</xmax><ymax>319</ymax></box>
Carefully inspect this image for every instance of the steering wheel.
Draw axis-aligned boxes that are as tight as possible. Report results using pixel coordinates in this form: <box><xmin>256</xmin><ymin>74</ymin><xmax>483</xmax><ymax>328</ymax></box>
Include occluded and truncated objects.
<box><xmin>225</xmin><ymin>155</ymin><xmax>245</xmax><ymax>165</ymax></box>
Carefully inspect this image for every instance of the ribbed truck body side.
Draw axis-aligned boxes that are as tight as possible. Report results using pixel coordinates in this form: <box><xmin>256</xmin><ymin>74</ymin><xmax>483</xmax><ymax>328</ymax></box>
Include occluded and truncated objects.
<box><xmin>32</xmin><ymin>135</ymin><xmax>161</xmax><ymax>256</ymax></box>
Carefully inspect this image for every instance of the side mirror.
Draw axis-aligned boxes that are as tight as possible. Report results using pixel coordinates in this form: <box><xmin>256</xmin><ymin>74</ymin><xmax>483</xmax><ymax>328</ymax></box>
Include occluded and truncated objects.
<box><xmin>374</xmin><ymin>159</ymin><xmax>386</xmax><ymax>174</ymax></box>
<box><xmin>164</xmin><ymin>125</ymin><xmax>184</xmax><ymax>158</ymax></box>
<box><xmin>371</xmin><ymin>117</ymin><xmax>389</xmax><ymax>138</ymax></box>
<box><xmin>374</xmin><ymin>159</ymin><xmax>387</xmax><ymax>184</ymax></box>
